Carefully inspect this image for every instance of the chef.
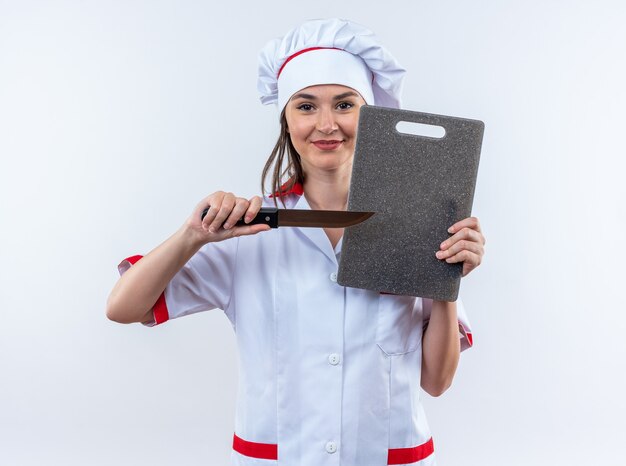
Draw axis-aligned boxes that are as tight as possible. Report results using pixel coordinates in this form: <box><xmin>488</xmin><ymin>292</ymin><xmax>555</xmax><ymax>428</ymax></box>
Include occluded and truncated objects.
<box><xmin>107</xmin><ymin>18</ymin><xmax>485</xmax><ymax>466</ymax></box>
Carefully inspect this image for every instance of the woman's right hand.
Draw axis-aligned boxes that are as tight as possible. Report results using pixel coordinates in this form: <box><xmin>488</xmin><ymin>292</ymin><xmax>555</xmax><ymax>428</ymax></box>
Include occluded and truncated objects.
<box><xmin>185</xmin><ymin>191</ymin><xmax>271</xmax><ymax>245</ymax></box>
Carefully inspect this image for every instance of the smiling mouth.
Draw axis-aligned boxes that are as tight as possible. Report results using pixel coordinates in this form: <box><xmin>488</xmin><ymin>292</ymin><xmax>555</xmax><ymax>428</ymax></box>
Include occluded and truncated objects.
<box><xmin>312</xmin><ymin>140</ymin><xmax>343</xmax><ymax>150</ymax></box>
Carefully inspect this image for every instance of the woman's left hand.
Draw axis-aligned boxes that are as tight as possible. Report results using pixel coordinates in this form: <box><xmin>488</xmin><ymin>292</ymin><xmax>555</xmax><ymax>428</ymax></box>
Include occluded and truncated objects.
<box><xmin>435</xmin><ymin>217</ymin><xmax>485</xmax><ymax>277</ymax></box>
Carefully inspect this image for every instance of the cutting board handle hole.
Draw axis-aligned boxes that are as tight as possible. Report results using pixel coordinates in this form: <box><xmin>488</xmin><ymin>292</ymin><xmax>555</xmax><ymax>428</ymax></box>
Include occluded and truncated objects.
<box><xmin>395</xmin><ymin>121</ymin><xmax>446</xmax><ymax>139</ymax></box>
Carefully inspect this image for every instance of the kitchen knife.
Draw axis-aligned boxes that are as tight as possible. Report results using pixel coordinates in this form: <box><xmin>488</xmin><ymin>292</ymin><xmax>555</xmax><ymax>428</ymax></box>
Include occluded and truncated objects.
<box><xmin>201</xmin><ymin>207</ymin><xmax>374</xmax><ymax>228</ymax></box>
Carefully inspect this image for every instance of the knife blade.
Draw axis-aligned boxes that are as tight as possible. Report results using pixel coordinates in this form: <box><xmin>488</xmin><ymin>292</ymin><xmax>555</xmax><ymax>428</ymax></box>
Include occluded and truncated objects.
<box><xmin>201</xmin><ymin>207</ymin><xmax>374</xmax><ymax>229</ymax></box>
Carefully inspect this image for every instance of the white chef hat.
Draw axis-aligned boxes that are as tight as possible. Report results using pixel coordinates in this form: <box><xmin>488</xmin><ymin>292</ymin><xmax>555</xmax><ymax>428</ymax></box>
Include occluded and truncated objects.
<box><xmin>258</xmin><ymin>18</ymin><xmax>406</xmax><ymax>112</ymax></box>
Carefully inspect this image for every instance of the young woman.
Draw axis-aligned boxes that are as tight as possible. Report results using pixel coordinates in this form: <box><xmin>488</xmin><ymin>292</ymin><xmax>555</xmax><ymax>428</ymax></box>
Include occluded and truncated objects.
<box><xmin>107</xmin><ymin>18</ymin><xmax>485</xmax><ymax>466</ymax></box>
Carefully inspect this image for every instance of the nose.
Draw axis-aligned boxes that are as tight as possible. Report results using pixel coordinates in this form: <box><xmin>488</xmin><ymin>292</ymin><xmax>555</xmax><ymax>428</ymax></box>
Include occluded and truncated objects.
<box><xmin>316</xmin><ymin>107</ymin><xmax>338</xmax><ymax>135</ymax></box>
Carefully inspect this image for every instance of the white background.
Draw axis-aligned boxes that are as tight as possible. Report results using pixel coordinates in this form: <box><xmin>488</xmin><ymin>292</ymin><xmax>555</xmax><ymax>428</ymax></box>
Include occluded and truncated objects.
<box><xmin>1</xmin><ymin>1</ymin><xmax>625</xmax><ymax>465</ymax></box>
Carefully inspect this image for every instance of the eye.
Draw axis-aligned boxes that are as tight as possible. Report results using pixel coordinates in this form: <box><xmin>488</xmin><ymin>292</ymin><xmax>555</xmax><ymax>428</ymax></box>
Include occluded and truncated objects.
<box><xmin>336</xmin><ymin>101</ymin><xmax>354</xmax><ymax>110</ymax></box>
<box><xmin>296</xmin><ymin>103</ymin><xmax>314</xmax><ymax>111</ymax></box>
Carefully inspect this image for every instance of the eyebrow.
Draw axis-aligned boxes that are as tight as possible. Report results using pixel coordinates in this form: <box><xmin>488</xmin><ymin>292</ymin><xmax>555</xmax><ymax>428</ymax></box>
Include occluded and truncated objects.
<box><xmin>291</xmin><ymin>91</ymin><xmax>360</xmax><ymax>101</ymax></box>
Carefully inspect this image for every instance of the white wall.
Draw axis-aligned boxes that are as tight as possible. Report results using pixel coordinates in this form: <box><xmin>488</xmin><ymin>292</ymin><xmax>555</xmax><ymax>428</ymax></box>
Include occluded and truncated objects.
<box><xmin>1</xmin><ymin>1</ymin><xmax>624</xmax><ymax>464</ymax></box>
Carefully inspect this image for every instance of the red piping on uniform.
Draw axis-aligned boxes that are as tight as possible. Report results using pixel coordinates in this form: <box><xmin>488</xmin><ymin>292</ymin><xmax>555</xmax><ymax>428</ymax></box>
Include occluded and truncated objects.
<box><xmin>387</xmin><ymin>437</ymin><xmax>434</xmax><ymax>465</ymax></box>
<box><xmin>277</xmin><ymin>47</ymin><xmax>341</xmax><ymax>78</ymax></box>
<box><xmin>458</xmin><ymin>320</ymin><xmax>473</xmax><ymax>347</ymax></box>
<box><xmin>269</xmin><ymin>181</ymin><xmax>304</xmax><ymax>198</ymax></box>
<box><xmin>124</xmin><ymin>255</ymin><xmax>144</xmax><ymax>265</ymax></box>
<box><xmin>153</xmin><ymin>291</ymin><xmax>169</xmax><ymax>325</ymax></box>
<box><xmin>233</xmin><ymin>434</ymin><xmax>278</xmax><ymax>460</ymax></box>
<box><xmin>122</xmin><ymin>255</ymin><xmax>170</xmax><ymax>325</ymax></box>
<box><xmin>230</xmin><ymin>434</ymin><xmax>433</xmax><ymax>463</ymax></box>
<box><xmin>281</xmin><ymin>181</ymin><xmax>304</xmax><ymax>196</ymax></box>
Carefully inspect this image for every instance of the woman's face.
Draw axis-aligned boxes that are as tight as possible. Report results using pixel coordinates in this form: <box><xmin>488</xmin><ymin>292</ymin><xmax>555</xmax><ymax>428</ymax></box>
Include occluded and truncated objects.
<box><xmin>284</xmin><ymin>84</ymin><xmax>366</xmax><ymax>176</ymax></box>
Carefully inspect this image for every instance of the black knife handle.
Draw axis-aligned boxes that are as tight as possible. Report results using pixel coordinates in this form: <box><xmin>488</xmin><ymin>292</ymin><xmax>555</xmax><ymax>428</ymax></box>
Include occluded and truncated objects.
<box><xmin>201</xmin><ymin>207</ymin><xmax>279</xmax><ymax>228</ymax></box>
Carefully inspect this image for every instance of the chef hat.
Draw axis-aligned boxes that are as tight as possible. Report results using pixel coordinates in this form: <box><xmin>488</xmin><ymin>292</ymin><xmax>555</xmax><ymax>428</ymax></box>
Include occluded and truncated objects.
<box><xmin>258</xmin><ymin>18</ymin><xmax>406</xmax><ymax>111</ymax></box>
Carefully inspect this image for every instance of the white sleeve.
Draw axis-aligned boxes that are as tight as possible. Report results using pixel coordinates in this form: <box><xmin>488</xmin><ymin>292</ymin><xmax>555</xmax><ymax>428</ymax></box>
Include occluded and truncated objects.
<box><xmin>421</xmin><ymin>297</ymin><xmax>474</xmax><ymax>352</ymax></box>
<box><xmin>117</xmin><ymin>238</ymin><xmax>239</xmax><ymax>327</ymax></box>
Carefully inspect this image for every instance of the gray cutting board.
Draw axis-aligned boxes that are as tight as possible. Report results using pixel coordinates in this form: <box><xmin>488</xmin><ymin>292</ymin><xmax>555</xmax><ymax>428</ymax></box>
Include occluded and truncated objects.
<box><xmin>337</xmin><ymin>106</ymin><xmax>484</xmax><ymax>301</ymax></box>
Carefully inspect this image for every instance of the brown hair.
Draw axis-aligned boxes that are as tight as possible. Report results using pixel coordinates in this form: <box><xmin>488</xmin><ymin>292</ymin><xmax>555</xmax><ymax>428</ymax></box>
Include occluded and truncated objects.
<box><xmin>261</xmin><ymin>110</ymin><xmax>304</xmax><ymax>206</ymax></box>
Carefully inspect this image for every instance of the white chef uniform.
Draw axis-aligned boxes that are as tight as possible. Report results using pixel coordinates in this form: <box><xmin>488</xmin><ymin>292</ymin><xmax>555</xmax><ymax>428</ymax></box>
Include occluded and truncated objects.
<box><xmin>119</xmin><ymin>184</ymin><xmax>473</xmax><ymax>466</ymax></box>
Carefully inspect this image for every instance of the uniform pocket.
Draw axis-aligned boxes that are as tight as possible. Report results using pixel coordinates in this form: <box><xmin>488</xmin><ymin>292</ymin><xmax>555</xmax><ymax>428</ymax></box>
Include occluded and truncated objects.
<box><xmin>376</xmin><ymin>294</ymin><xmax>424</xmax><ymax>356</ymax></box>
